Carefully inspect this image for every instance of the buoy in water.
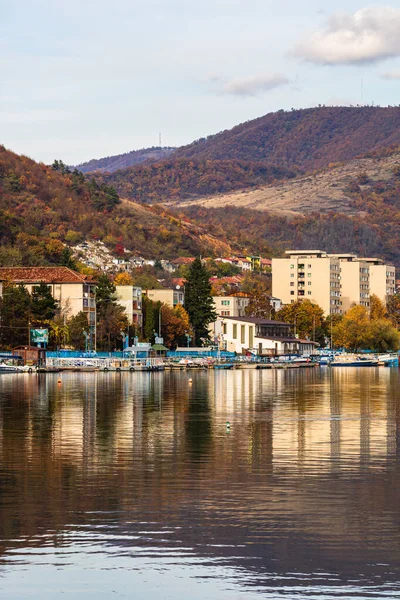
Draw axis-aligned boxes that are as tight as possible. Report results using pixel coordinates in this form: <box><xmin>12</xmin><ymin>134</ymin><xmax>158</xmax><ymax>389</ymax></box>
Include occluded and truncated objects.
<box><xmin>188</xmin><ymin>378</ymin><xmax>193</xmax><ymax>384</ymax></box>
<box><xmin>57</xmin><ymin>378</ymin><xmax>62</xmax><ymax>384</ymax></box>
<box><xmin>226</xmin><ymin>420</ymin><xmax>230</xmax><ymax>430</ymax></box>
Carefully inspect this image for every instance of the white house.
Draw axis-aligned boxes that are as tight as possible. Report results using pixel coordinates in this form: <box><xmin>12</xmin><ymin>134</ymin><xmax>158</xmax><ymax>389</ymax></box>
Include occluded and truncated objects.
<box><xmin>212</xmin><ymin>316</ymin><xmax>317</xmax><ymax>356</ymax></box>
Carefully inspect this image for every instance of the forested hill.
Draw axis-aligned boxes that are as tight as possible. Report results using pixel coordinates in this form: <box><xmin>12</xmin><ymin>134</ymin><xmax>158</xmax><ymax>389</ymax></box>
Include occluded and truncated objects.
<box><xmin>0</xmin><ymin>146</ymin><xmax>234</xmax><ymax>264</ymax></box>
<box><xmin>173</xmin><ymin>106</ymin><xmax>400</xmax><ymax>171</ymax></box>
<box><xmin>178</xmin><ymin>147</ymin><xmax>400</xmax><ymax>267</ymax></box>
<box><xmin>92</xmin><ymin>158</ymin><xmax>297</xmax><ymax>203</ymax></box>
<box><xmin>75</xmin><ymin>146</ymin><xmax>176</xmax><ymax>173</ymax></box>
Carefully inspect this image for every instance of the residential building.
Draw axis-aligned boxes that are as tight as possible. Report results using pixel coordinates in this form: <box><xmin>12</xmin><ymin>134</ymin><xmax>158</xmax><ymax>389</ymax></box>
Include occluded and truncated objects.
<box><xmin>272</xmin><ymin>250</ymin><xmax>395</xmax><ymax>315</ymax></box>
<box><xmin>144</xmin><ymin>288</ymin><xmax>184</xmax><ymax>307</ymax></box>
<box><xmin>212</xmin><ymin>316</ymin><xmax>317</xmax><ymax>356</ymax></box>
<box><xmin>115</xmin><ymin>285</ymin><xmax>143</xmax><ymax>329</ymax></box>
<box><xmin>0</xmin><ymin>267</ymin><xmax>97</xmax><ymax>345</ymax></box>
<box><xmin>213</xmin><ymin>293</ymin><xmax>251</xmax><ymax>317</ymax></box>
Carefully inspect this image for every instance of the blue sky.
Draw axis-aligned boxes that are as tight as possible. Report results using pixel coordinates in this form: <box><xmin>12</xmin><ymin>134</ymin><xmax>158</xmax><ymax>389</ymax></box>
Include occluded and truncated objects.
<box><xmin>1</xmin><ymin>0</ymin><xmax>400</xmax><ymax>164</ymax></box>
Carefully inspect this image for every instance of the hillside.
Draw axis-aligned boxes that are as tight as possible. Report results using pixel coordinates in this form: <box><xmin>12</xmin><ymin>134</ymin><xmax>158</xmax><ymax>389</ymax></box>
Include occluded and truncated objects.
<box><xmin>173</xmin><ymin>106</ymin><xmax>400</xmax><ymax>171</ymax></box>
<box><xmin>166</xmin><ymin>149</ymin><xmax>400</xmax><ymax>217</ymax></box>
<box><xmin>93</xmin><ymin>158</ymin><xmax>297</xmax><ymax>203</ymax></box>
<box><xmin>0</xmin><ymin>146</ymin><xmax>233</xmax><ymax>265</ymax></box>
<box><xmin>176</xmin><ymin>147</ymin><xmax>400</xmax><ymax>266</ymax></box>
<box><xmin>75</xmin><ymin>146</ymin><xmax>176</xmax><ymax>174</ymax></box>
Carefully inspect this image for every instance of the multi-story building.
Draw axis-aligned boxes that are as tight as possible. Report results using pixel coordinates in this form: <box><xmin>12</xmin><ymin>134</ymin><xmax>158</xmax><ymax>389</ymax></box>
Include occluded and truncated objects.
<box><xmin>0</xmin><ymin>267</ymin><xmax>97</xmax><ymax>345</ymax></box>
<box><xmin>144</xmin><ymin>288</ymin><xmax>184</xmax><ymax>308</ymax></box>
<box><xmin>212</xmin><ymin>316</ymin><xmax>317</xmax><ymax>356</ymax></box>
<box><xmin>115</xmin><ymin>285</ymin><xmax>143</xmax><ymax>329</ymax></box>
<box><xmin>272</xmin><ymin>250</ymin><xmax>396</xmax><ymax>315</ymax></box>
<box><xmin>213</xmin><ymin>293</ymin><xmax>251</xmax><ymax>317</ymax></box>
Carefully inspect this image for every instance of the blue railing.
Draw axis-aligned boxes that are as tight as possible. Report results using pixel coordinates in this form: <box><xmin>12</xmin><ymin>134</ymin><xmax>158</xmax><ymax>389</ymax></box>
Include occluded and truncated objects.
<box><xmin>46</xmin><ymin>349</ymin><xmax>236</xmax><ymax>359</ymax></box>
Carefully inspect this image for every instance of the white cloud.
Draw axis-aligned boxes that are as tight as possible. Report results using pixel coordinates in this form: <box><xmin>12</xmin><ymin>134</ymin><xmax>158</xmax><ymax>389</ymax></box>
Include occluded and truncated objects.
<box><xmin>210</xmin><ymin>73</ymin><xmax>289</xmax><ymax>97</ymax></box>
<box><xmin>381</xmin><ymin>69</ymin><xmax>400</xmax><ymax>79</ymax></box>
<box><xmin>294</xmin><ymin>6</ymin><xmax>400</xmax><ymax>66</ymax></box>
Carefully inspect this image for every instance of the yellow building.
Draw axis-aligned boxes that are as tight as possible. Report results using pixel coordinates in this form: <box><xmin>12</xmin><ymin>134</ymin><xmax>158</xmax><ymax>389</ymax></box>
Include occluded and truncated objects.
<box><xmin>115</xmin><ymin>285</ymin><xmax>143</xmax><ymax>328</ymax></box>
<box><xmin>272</xmin><ymin>250</ymin><xmax>395</xmax><ymax>315</ymax></box>
<box><xmin>144</xmin><ymin>288</ymin><xmax>184</xmax><ymax>307</ymax></box>
<box><xmin>0</xmin><ymin>266</ymin><xmax>97</xmax><ymax>343</ymax></box>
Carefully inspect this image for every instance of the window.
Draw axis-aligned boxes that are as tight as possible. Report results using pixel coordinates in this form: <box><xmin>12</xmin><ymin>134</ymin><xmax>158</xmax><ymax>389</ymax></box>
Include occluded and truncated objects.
<box><xmin>307</xmin><ymin>264</ymin><xmax>312</xmax><ymax>268</ymax></box>
<box><xmin>221</xmin><ymin>311</ymin><xmax>230</xmax><ymax>316</ymax></box>
<box><xmin>290</xmin><ymin>291</ymin><xmax>295</xmax><ymax>295</ymax></box>
<box><xmin>249</xmin><ymin>326</ymin><xmax>254</xmax><ymax>348</ymax></box>
<box><xmin>290</xmin><ymin>282</ymin><xmax>294</xmax><ymax>286</ymax></box>
<box><xmin>307</xmin><ymin>273</ymin><xmax>311</xmax><ymax>277</ymax></box>
<box><xmin>290</xmin><ymin>264</ymin><xmax>294</xmax><ymax>269</ymax></box>
<box><xmin>233</xmin><ymin>324</ymin><xmax>237</xmax><ymax>339</ymax></box>
<box><xmin>298</xmin><ymin>264</ymin><xmax>305</xmax><ymax>269</ymax></box>
<box><xmin>241</xmin><ymin>325</ymin><xmax>245</xmax><ymax>344</ymax></box>
<box><xmin>221</xmin><ymin>300</ymin><xmax>230</xmax><ymax>306</ymax></box>
<box><xmin>308</xmin><ymin>281</ymin><xmax>312</xmax><ymax>286</ymax></box>
<box><xmin>290</xmin><ymin>273</ymin><xmax>294</xmax><ymax>278</ymax></box>
<box><xmin>307</xmin><ymin>291</ymin><xmax>312</xmax><ymax>295</ymax></box>
<box><xmin>223</xmin><ymin>323</ymin><xmax>227</xmax><ymax>334</ymax></box>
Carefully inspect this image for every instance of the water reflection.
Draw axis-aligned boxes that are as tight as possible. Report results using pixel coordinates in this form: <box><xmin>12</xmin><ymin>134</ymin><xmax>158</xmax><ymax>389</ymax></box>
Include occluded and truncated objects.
<box><xmin>0</xmin><ymin>369</ymin><xmax>400</xmax><ymax>598</ymax></box>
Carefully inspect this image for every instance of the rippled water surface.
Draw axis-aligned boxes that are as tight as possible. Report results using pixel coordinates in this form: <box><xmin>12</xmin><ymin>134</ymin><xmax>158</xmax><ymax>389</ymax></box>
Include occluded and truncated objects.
<box><xmin>1</xmin><ymin>368</ymin><xmax>400</xmax><ymax>599</ymax></box>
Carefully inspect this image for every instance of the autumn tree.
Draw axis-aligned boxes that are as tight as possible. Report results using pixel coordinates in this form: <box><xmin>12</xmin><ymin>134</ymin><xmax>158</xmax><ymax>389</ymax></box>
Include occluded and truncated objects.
<box><xmin>365</xmin><ymin>319</ymin><xmax>400</xmax><ymax>352</ymax></box>
<box><xmin>276</xmin><ymin>299</ymin><xmax>325</xmax><ymax>344</ymax></box>
<box><xmin>386</xmin><ymin>294</ymin><xmax>400</xmax><ymax>329</ymax></box>
<box><xmin>332</xmin><ymin>305</ymin><xmax>370</xmax><ymax>351</ymax></box>
<box><xmin>114</xmin><ymin>272</ymin><xmax>133</xmax><ymax>286</ymax></box>
<box><xmin>160</xmin><ymin>303</ymin><xmax>192</xmax><ymax>349</ymax></box>
<box><xmin>68</xmin><ymin>311</ymin><xmax>90</xmax><ymax>350</ymax></box>
<box><xmin>184</xmin><ymin>257</ymin><xmax>217</xmax><ymax>346</ymax></box>
<box><xmin>369</xmin><ymin>294</ymin><xmax>387</xmax><ymax>321</ymax></box>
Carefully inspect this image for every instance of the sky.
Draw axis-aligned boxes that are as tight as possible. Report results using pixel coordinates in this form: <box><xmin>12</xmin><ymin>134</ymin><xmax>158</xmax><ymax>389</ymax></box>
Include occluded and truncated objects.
<box><xmin>1</xmin><ymin>0</ymin><xmax>400</xmax><ymax>164</ymax></box>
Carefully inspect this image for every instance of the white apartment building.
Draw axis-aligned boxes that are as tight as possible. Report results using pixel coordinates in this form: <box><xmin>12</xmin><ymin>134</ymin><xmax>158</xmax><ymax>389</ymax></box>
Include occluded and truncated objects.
<box><xmin>272</xmin><ymin>250</ymin><xmax>396</xmax><ymax>315</ymax></box>
<box><xmin>213</xmin><ymin>316</ymin><xmax>317</xmax><ymax>356</ymax></box>
<box><xmin>213</xmin><ymin>293</ymin><xmax>251</xmax><ymax>317</ymax></box>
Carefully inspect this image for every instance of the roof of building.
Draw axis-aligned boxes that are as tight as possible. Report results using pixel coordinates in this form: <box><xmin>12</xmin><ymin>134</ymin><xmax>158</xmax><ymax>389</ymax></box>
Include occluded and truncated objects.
<box><xmin>0</xmin><ymin>267</ymin><xmax>96</xmax><ymax>284</ymax></box>
<box><xmin>220</xmin><ymin>316</ymin><xmax>291</xmax><ymax>326</ymax></box>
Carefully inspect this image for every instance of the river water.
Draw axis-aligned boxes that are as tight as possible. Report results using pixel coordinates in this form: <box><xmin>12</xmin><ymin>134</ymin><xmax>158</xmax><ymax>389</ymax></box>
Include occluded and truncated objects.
<box><xmin>1</xmin><ymin>368</ymin><xmax>400</xmax><ymax>599</ymax></box>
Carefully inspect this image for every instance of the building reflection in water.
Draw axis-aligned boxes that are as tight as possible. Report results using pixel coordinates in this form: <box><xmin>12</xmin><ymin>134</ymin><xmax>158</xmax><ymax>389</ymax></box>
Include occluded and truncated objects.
<box><xmin>0</xmin><ymin>368</ymin><xmax>400</xmax><ymax>590</ymax></box>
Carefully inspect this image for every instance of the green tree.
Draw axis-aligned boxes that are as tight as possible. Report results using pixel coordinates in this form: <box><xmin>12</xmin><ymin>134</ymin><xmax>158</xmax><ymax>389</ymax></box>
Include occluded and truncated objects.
<box><xmin>143</xmin><ymin>296</ymin><xmax>156</xmax><ymax>342</ymax></box>
<box><xmin>365</xmin><ymin>319</ymin><xmax>400</xmax><ymax>352</ymax></box>
<box><xmin>184</xmin><ymin>257</ymin><xmax>217</xmax><ymax>346</ymax></box>
<box><xmin>30</xmin><ymin>282</ymin><xmax>58</xmax><ymax>323</ymax></box>
<box><xmin>49</xmin><ymin>316</ymin><xmax>70</xmax><ymax>350</ymax></box>
<box><xmin>68</xmin><ymin>311</ymin><xmax>90</xmax><ymax>350</ymax></box>
<box><xmin>0</xmin><ymin>283</ymin><xmax>31</xmax><ymax>348</ymax></box>
<box><xmin>60</xmin><ymin>246</ymin><xmax>77</xmax><ymax>270</ymax></box>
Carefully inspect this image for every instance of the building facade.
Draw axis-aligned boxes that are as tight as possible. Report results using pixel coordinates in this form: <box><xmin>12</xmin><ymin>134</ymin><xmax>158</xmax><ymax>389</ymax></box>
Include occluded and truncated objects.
<box><xmin>213</xmin><ymin>293</ymin><xmax>251</xmax><ymax>317</ymax></box>
<box><xmin>212</xmin><ymin>316</ymin><xmax>317</xmax><ymax>356</ymax></box>
<box><xmin>0</xmin><ymin>267</ymin><xmax>97</xmax><ymax>346</ymax></box>
<box><xmin>272</xmin><ymin>250</ymin><xmax>395</xmax><ymax>315</ymax></box>
<box><xmin>115</xmin><ymin>285</ymin><xmax>143</xmax><ymax>329</ymax></box>
<box><xmin>144</xmin><ymin>288</ymin><xmax>185</xmax><ymax>308</ymax></box>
